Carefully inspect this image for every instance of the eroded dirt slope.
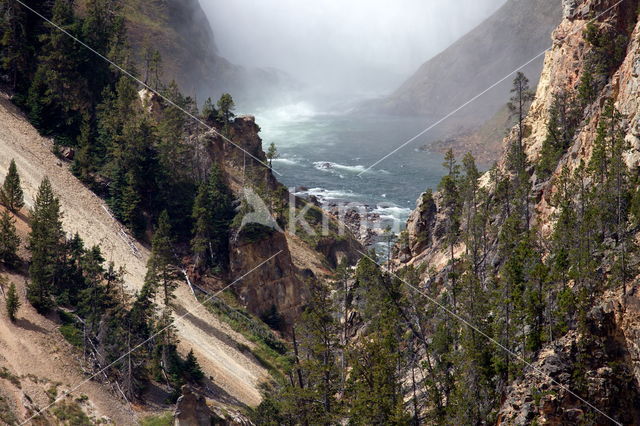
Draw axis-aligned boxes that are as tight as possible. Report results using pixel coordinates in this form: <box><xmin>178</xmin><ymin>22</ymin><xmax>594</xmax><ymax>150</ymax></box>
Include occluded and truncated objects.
<box><xmin>0</xmin><ymin>92</ymin><xmax>269</xmax><ymax>408</ymax></box>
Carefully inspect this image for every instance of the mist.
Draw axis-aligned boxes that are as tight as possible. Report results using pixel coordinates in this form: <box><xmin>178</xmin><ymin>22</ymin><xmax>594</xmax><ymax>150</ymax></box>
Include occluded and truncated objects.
<box><xmin>199</xmin><ymin>0</ymin><xmax>508</xmax><ymax>104</ymax></box>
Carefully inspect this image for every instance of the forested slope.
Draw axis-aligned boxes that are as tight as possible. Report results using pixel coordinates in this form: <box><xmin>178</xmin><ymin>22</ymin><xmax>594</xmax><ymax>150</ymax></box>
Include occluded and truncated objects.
<box><xmin>396</xmin><ymin>0</ymin><xmax>640</xmax><ymax>423</ymax></box>
<box><xmin>254</xmin><ymin>0</ymin><xmax>640</xmax><ymax>424</ymax></box>
<box><xmin>0</xmin><ymin>0</ymin><xmax>359</xmax><ymax>422</ymax></box>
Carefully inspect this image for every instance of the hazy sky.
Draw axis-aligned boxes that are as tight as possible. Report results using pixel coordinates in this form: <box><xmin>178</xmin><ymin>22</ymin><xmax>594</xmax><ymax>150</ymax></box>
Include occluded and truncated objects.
<box><xmin>200</xmin><ymin>0</ymin><xmax>507</xmax><ymax>97</ymax></box>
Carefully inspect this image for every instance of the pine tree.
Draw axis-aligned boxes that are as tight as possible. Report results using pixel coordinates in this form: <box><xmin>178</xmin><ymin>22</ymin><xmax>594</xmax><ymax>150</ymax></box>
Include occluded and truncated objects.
<box><xmin>347</xmin><ymin>261</ymin><xmax>408</xmax><ymax>424</ymax></box>
<box><xmin>438</xmin><ymin>149</ymin><xmax>461</xmax><ymax>311</ymax></box>
<box><xmin>201</xmin><ymin>97</ymin><xmax>218</xmax><ymax>125</ymax></box>
<box><xmin>0</xmin><ymin>209</ymin><xmax>19</xmax><ymax>266</ymax></box>
<box><xmin>153</xmin><ymin>307</ymin><xmax>183</xmax><ymax>391</ymax></box>
<box><xmin>26</xmin><ymin>0</ymin><xmax>89</xmax><ymax>140</ymax></box>
<box><xmin>507</xmin><ymin>72</ymin><xmax>534</xmax><ymax>230</ymax></box>
<box><xmin>549</xmin><ymin>166</ymin><xmax>577</xmax><ymax>288</ymax></box>
<box><xmin>191</xmin><ymin>164</ymin><xmax>234</xmax><ymax>270</ymax></box>
<box><xmin>295</xmin><ymin>281</ymin><xmax>341</xmax><ymax>423</ymax></box>
<box><xmin>182</xmin><ymin>349</ymin><xmax>204</xmax><ymax>383</ymax></box>
<box><xmin>72</xmin><ymin>113</ymin><xmax>95</xmax><ymax>182</ymax></box>
<box><xmin>142</xmin><ymin>46</ymin><xmax>162</xmax><ymax>90</ymax></box>
<box><xmin>461</xmin><ymin>152</ymin><xmax>483</xmax><ymax>274</ymax></box>
<box><xmin>119</xmin><ymin>170</ymin><xmax>143</xmax><ymax>233</ymax></box>
<box><xmin>346</xmin><ymin>323</ymin><xmax>407</xmax><ymax>425</ymax></box>
<box><xmin>537</xmin><ymin>91</ymin><xmax>579</xmax><ymax>179</ymax></box>
<box><xmin>80</xmin><ymin>0</ymin><xmax>123</xmax><ymax>103</ymax></box>
<box><xmin>27</xmin><ymin>177</ymin><xmax>64</xmax><ymax>312</ymax></box>
<box><xmin>1</xmin><ymin>159</ymin><xmax>24</xmax><ymax>213</ymax></box>
<box><xmin>149</xmin><ymin>210</ymin><xmax>176</xmax><ymax>306</ymax></box>
<box><xmin>452</xmin><ymin>267</ymin><xmax>495</xmax><ymax>424</ymax></box>
<box><xmin>0</xmin><ymin>0</ymin><xmax>30</xmax><ymax>90</ymax></box>
<box><xmin>266</xmin><ymin>143</ymin><xmax>279</xmax><ymax>168</ymax></box>
<box><xmin>217</xmin><ymin>93</ymin><xmax>235</xmax><ymax>125</ymax></box>
<box><xmin>155</xmin><ymin>82</ymin><xmax>196</xmax><ymax>236</ymax></box>
<box><xmin>5</xmin><ymin>281</ymin><xmax>20</xmax><ymax>322</ymax></box>
<box><xmin>577</xmin><ymin>63</ymin><xmax>598</xmax><ymax>107</ymax></box>
<box><xmin>98</xmin><ymin>76</ymin><xmax>140</xmax><ymax>165</ymax></box>
<box><xmin>157</xmin><ymin>81</ymin><xmax>189</xmax><ymax>177</ymax></box>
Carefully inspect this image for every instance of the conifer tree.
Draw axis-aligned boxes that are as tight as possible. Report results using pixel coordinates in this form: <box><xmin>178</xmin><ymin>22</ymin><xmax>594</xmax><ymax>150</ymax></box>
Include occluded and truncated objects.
<box><xmin>5</xmin><ymin>281</ymin><xmax>20</xmax><ymax>322</ymax></box>
<box><xmin>217</xmin><ymin>93</ymin><xmax>235</xmax><ymax>123</ymax></box>
<box><xmin>72</xmin><ymin>113</ymin><xmax>95</xmax><ymax>182</ymax></box>
<box><xmin>157</xmin><ymin>81</ymin><xmax>189</xmax><ymax>177</ymax></box>
<box><xmin>98</xmin><ymin>76</ymin><xmax>140</xmax><ymax>163</ymax></box>
<box><xmin>537</xmin><ymin>91</ymin><xmax>579</xmax><ymax>179</ymax></box>
<box><xmin>296</xmin><ymin>281</ymin><xmax>341</xmax><ymax>423</ymax></box>
<box><xmin>577</xmin><ymin>63</ymin><xmax>598</xmax><ymax>107</ymax></box>
<box><xmin>266</xmin><ymin>143</ymin><xmax>279</xmax><ymax>168</ymax></box>
<box><xmin>149</xmin><ymin>210</ymin><xmax>177</xmax><ymax>306</ymax></box>
<box><xmin>154</xmin><ymin>307</ymin><xmax>182</xmax><ymax>390</ymax></box>
<box><xmin>80</xmin><ymin>0</ymin><xmax>124</xmax><ymax>102</ymax></box>
<box><xmin>453</xmin><ymin>267</ymin><xmax>494</xmax><ymax>423</ymax></box>
<box><xmin>201</xmin><ymin>97</ymin><xmax>218</xmax><ymax>125</ymax></box>
<box><xmin>461</xmin><ymin>152</ymin><xmax>483</xmax><ymax>273</ymax></box>
<box><xmin>507</xmin><ymin>72</ymin><xmax>534</xmax><ymax>230</ymax></box>
<box><xmin>119</xmin><ymin>170</ymin><xmax>143</xmax><ymax>233</ymax></box>
<box><xmin>347</xmin><ymin>260</ymin><xmax>408</xmax><ymax>424</ymax></box>
<box><xmin>27</xmin><ymin>177</ymin><xmax>64</xmax><ymax>312</ymax></box>
<box><xmin>0</xmin><ymin>0</ymin><xmax>30</xmax><ymax>90</ymax></box>
<box><xmin>346</xmin><ymin>321</ymin><xmax>407</xmax><ymax>425</ymax></box>
<box><xmin>182</xmin><ymin>349</ymin><xmax>204</xmax><ymax>383</ymax></box>
<box><xmin>26</xmin><ymin>0</ymin><xmax>88</xmax><ymax>140</ymax></box>
<box><xmin>0</xmin><ymin>209</ymin><xmax>19</xmax><ymax>266</ymax></box>
<box><xmin>438</xmin><ymin>149</ymin><xmax>461</xmax><ymax>310</ymax></box>
<box><xmin>1</xmin><ymin>159</ymin><xmax>24</xmax><ymax>213</ymax></box>
<box><xmin>191</xmin><ymin>164</ymin><xmax>234</xmax><ymax>270</ymax></box>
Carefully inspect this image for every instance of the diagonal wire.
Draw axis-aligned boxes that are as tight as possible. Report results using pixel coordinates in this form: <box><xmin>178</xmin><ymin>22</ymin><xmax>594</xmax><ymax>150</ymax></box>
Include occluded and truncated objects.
<box><xmin>12</xmin><ymin>0</ymin><xmax>281</xmax><ymax>176</ymax></box>
<box><xmin>357</xmin><ymin>250</ymin><xmax>622</xmax><ymax>426</ymax></box>
<box><xmin>357</xmin><ymin>0</ymin><xmax>625</xmax><ymax>176</ymax></box>
<box><xmin>19</xmin><ymin>251</ymin><xmax>283</xmax><ymax>425</ymax></box>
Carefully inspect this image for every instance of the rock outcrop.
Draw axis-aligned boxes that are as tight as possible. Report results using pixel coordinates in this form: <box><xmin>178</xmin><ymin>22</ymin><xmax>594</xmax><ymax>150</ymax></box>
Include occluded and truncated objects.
<box><xmin>497</xmin><ymin>298</ymin><xmax>640</xmax><ymax>425</ymax></box>
<box><xmin>396</xmin><ymin>0</ymin><xmax>640</xmax><ymax>422</ymax></box>
<box><xmin>174</xmin><ymin>385</ymin><xmax>217</xmax><ymax>426</ymax></box>
<box><xmin>193</xmin><ymin>113</ymin><xmax>362</xmax><ymax>327</ymax></box>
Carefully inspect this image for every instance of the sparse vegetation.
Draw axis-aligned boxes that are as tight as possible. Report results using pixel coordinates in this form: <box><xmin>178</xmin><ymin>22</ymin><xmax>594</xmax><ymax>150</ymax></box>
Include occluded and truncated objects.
<box><xmin>203</xmin><ymin>292</ymin><xmax>290</xmax><ymax>378</ymax></box>
<box><xmin>58</xmin><ymin>311</ymin><xmax>83</xmax><ymax>347</ymax></box>
<box><xmin>141</xmin><ymin>411</ymin><xmax>173</xmax><ymax>426</ymax></box>
<box><xmin>52</xmin><ymin>400</ymin><xmax>92</xmax><ymax>425</ymax></box>
<box><xmin>0</xmin><ymin>394</ymin><xmax>18</xmax><ymax>425</ymax></box>
<box><xmin>0</xmin><ymin>367</ymin><xmax>21</xmax><ymax>388</ymax></box>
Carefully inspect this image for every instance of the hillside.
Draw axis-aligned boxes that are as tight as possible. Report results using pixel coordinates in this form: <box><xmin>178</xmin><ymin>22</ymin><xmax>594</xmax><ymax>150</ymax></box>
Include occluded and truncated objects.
<box><xmin>75</xmin><ymin>0</ymin><xmax>235</xmax><ymax>97</ymax></box>
<box><xmin>364</xmin><ymin>0</ymin><xmax>561</xmax><ymax>131</ymax></box>
<box><xmin>0</xmin><ymin>88</ymin><xmax>360</xmax><ymax>423</ymax></box>
<box><xmin>76</xmin><ymin>0</ymin><xmax>296</xmax><ymax>107</ymax></box>
<box><xmin>0</xmin><ymin>92</ymin><xmax>269</xmax><ymax>415</ymax></box>
<box><xmin>395</xmin><ymin>0</ymin><xmax>640</xmax><ymax>423</ymax></box>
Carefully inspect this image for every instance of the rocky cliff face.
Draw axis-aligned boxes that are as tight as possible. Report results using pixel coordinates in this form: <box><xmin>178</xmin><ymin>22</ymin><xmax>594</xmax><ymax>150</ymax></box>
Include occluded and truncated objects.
<box><xmin>191</xmin><ymin>114</ymin><xmax>362</xmax><ymax>327</ymax></box>
<box><xmin>396</xmin><ymin>0</ymin><xmax>640</xmax><ymax>422</ymax></box>
<box><xmin>497</xmin><ymin>289</ymin><xmax>640</xmax><ymax>424</ymax></box>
